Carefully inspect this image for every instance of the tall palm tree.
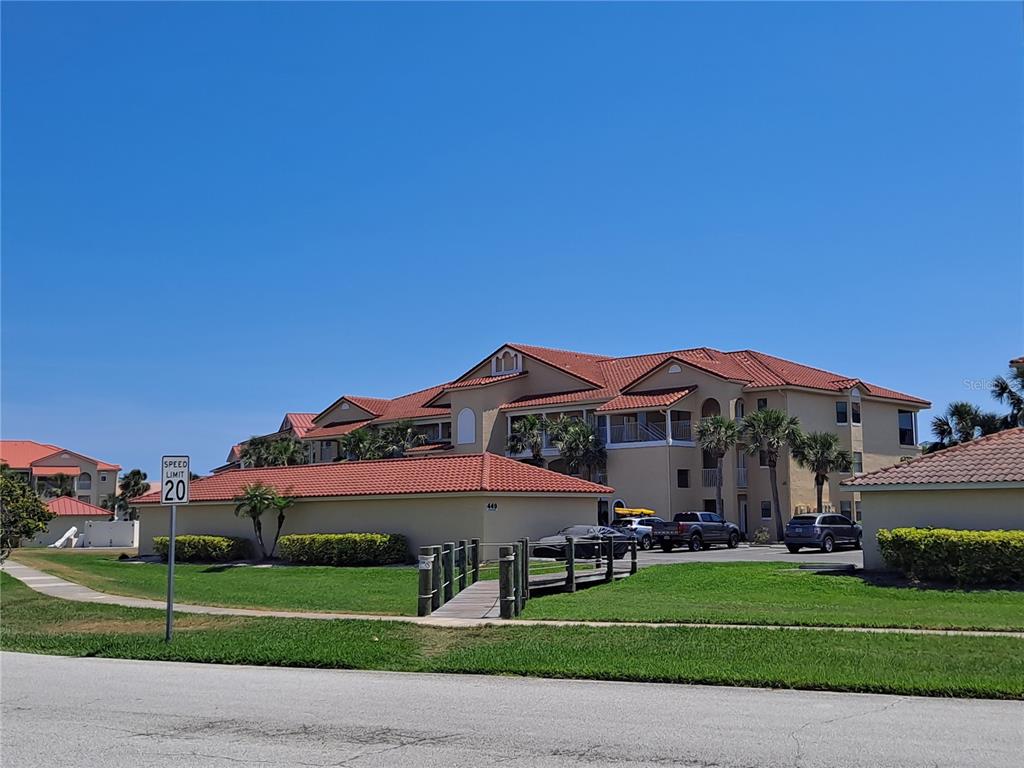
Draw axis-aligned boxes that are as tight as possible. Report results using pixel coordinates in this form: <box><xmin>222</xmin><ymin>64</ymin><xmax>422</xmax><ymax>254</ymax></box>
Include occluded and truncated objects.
<box><xmin>790</xmin><ymin>431</ymin><xmax>852</xmax><ymax>519</ymax></box>
<box><xmin>114</xmin><ymin>468</ymin><xmax>150</xmax><ymax>520</ymax></box>
<box><xmin>927</xmin><ymin>401</ymin><xmax>1002</xmax><ymax>453</ymax></box>
<box><xmin>233</xmin><ymin>482</ymin><xmax>277</xmax><ymax>559</ymax></box>
<box><xmin>337</xmin><ymin>429</ymin><xmax>371</xmax><ymax>461</ymax></box>
<box><xmin>268</xmin><ymin>493</ymin><xmax>295</xmax><ymax>559</ymax></box>
<box><xmin>547</xmin><ymin>418</ymin><xmax>607</xmax><ymax>482</ymax></box>
<box><xmin>507</xmin><ymin>414</ymin><xmax>549</xmax><ymax>466</ymax></box>
<box><xmin>269</xmin><ymin>436</ymin><xmax>308</xmax><ymax>467</ymax></box>
<box><xmin>740</xmin><ymin>409</ymin><xmax>802</xmax><ymax>541</ymax></box>
<box><xmin>336</xmin><ymin>422</ymin><xmax>426</xmax><ymax>461</ymax></box>
<box><xmin>991</xmin><ymin>367</ymin><xmax>1024</xmax><ymax>427</ymax></box>
<box><xmin>696</xmin><ymin>416</ymin><xmax>739</xmax><ymax>520</ymax></box>
<box><xmin>41</xmin><ymin>473</ymin><xmax>75</xmax><ymax>498</ymax></box>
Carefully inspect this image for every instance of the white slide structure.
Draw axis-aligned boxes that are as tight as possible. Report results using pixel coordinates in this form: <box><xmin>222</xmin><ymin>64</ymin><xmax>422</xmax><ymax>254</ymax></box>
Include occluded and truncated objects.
<box><xmin>48</xmin><ymin>527</ymin><xmax>78</xmax><ymax>548</ymax></box>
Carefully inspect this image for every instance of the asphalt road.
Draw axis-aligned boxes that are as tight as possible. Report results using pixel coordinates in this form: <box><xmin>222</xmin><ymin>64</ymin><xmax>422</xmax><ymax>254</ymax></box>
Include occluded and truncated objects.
<box><xmin>3</xmin><ymin>653</ymin><xmax>1021</xmax><ymax>767</ymax></box>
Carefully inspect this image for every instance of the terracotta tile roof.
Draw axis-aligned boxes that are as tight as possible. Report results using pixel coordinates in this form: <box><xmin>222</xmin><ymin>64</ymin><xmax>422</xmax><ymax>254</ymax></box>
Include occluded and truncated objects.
<box><xmin>405</xmin><ymin>442</ymin><xmax>454</xmax><ymax>453</ymax></box>
<box><xmin>506</xmin><ymin>343</ymin><xmax>609</xmax><ymax>387</ymax></box>
<box><xmin>442</xmin><ymin>373</ymin><xmax>527</xmax><ymax>391</ymax></box>
<box><xmin>132</xmin><ymin>452</ymin><xmax>613</xmax><ymax>504</ymax></box>
<box><xmin>842</xmin><ymin>428</ymin><xmax>1024</xmax><ymax>487</ymax></box>
<box><xmin>0</xmin><ymin>441</ymin><xmax>120</xmax><ymax>472</ymax></box>
<box><xmin>32</xmin><ymin>466</ymin><xmax>82</xmax><ymax>477</ymax></box>
<box><xmin>596</xmin><ymin>387</ymin><xmax>697</xmax><ymax>413</ymax></box>
<box><xmin>303</xmin><ymin>420</ymin><xmax>374</xmax><ymax>440</ymax></box>
<box><xmin>283</xmin><ymin>413</ymin><xmax>317</xmax><ymax>437</ymax></box>
<box><xmin>45</xmin><ymin>496</ymin><xmax>111</xmax><ymax>517</ymax></box>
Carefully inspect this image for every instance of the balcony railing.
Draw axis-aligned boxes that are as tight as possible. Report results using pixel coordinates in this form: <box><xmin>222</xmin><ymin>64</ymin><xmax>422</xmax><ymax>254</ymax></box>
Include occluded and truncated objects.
<box><xmin>670</xmin><ymin>420</ymin><xmax>692</xmax><ymax>441</ymax></box>
<box><xmin>702</xmin><ymin>468</ymin><xmax>720</xmax><ymax>487</ymax></box>
<box><xmin>736</xmin><ymin>467</ymin><xmax>748</xmax><ymax>488</ymax></box>
<box><xmin>609</xmin><ymin>421</ymin><xmax>666</xmax><ymax>444</ymax></box>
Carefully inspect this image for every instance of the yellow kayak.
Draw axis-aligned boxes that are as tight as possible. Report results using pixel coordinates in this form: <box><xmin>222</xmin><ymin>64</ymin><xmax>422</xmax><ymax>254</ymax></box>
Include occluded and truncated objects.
<box><xmin>613</xmin><ymin>507</ymin><xmax>657</xmax><ymax>517</ymax></box>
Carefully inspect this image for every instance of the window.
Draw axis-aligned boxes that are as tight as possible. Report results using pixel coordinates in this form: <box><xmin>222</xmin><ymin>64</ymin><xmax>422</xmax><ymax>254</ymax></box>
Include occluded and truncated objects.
<box><xmin>840</xmin><ymin>500</ymin><xmax>852</xmax><ymax>517</ymax></box>
<box><xmin>77</xmin><ymin>495</ymin><xmax>90</xmax><ymax>503</ymax></box>
<box><xmin>855</xmin><ymin>501</ymin><xmax>862</xmax><ymax>521</ymax></box>
<box><xmin>440</xmin><ymin>421</ymin><xmax>452</xmax><ymax>441</ymax></box>
<box><xmin>835</xmin><ymin>401</ymin><xmax>848</xmax><ymax>424</ymax></box>
<box><xmin>676</xmin><ymin>469</ymin><xmax>689</xmax><ymax>488</ymax></box>
<box><xmin>703</xmin><ymin>500</ymin><xmax>718</xmax><ymax>513</ymax></box>
<box><xmin>100</xmin><ymin>474</ymin><xmax>108</xmax><ymax>483</ymax></box>
<box><xmin>760</xmin><ymin>501</ymin><xmax>772</xmax><ymax>519</ymax></box>
<box><xmin>852</xmin><ymin>451</ymin><xmax>863</xmax><ymax>474</ymax></box>
<box><xmin>759</xmin><ymin>450</ymin><xmax>769</xmax><ymax>468</ymax></box>
<box><xmin>757</xmin><ymin>398</ymin><xmax>768</xmax><ymax>411</ymax></box>
<box><xmin>898</xmin><ymin>410</ymin><xmax>916</xmax><ymax>446</ymax></box>
<box><xmin>735</xmin><ymin>400</ymin><xmax>745</xmax><ymax>419</ymax></box>
<box><xmin>78</xmin><ymin>472</ymin><xmax>92</xmax><ymax>490</ymax></box>
<box><xmin>457</xmin><ymin>408</ymin><xmax>476</xmax><ymax>444</ymax></box>
<box><xmin>851</xmin><ymin>401</ymin><xmax>861</xmax><ymax>425</ymax></box>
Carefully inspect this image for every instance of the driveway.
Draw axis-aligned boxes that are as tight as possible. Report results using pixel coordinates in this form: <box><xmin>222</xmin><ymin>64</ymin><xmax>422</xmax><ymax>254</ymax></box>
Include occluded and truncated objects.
<box><xmin>637</xmin><ymin>542</ymin><xmax>863</xmax><ymax>567</ymax></box>
<box><xmin>3</xmin><ymin>652</ymin><xmax>1020</xmax><ymax>768</ymax></box>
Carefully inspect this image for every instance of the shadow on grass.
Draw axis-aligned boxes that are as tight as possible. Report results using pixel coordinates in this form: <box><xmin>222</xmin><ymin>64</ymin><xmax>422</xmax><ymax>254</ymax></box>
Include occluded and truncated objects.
<box><xmin>815</xmin><ymin>569</ymin><xmax>1024</xmax><ymax>593</ymax></box>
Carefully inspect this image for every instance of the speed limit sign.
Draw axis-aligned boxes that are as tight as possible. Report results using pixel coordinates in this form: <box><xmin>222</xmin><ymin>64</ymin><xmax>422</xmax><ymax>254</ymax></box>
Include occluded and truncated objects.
<box><xmin>161</xmin><ymin>455</ymin><xmax>190</xmax><ymax>505</ymax></box>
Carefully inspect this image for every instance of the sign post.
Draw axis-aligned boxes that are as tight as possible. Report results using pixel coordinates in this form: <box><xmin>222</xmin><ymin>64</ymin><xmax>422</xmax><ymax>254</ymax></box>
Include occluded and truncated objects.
<box><xmin>161</xmin><ymin>455</ymin><xmax>190</xmax><ymax>642</ymax></box>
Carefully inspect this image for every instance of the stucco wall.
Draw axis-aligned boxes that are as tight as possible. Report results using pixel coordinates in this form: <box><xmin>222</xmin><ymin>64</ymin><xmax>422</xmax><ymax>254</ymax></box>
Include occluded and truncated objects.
<box><xmin>31</xmin><ymin>452</ymin><xmax>118</xmax><ymax>508</ymax></box>
<box><xmin>136</xmin><ymin>493</ymin><xmax>602</xmax><ymax>557</ymax></box>
<box><xmin>28</xmin><ymin>515</ymin><xmax>112</xmax><ymax>547</ymax></box>
<box><xmin>859</xmin><ymin>487</ymin><xmax>1024</xmax><ymax>570</ymax></box>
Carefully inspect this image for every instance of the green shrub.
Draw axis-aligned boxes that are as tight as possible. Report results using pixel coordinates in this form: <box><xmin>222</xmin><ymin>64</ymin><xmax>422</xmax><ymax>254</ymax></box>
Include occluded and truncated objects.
<box><xmin>152</xmin><ymin>535</ymin><xmax>252</xmax><ymax>563</ymax></box>
<box><xmin>278</xmin><ymin>533</ymin><xmax>409</xmax><ymax>566</ymax></box>
<box><xmin>877</xmin><ymin>528</ymin><xmax>1024</xmax><ymax>586</ymax></box>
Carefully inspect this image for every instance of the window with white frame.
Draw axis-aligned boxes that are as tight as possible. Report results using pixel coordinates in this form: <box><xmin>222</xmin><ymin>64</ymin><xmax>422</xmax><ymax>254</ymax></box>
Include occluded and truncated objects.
<box><xmin>78</xmin><ymin>472</ymin><xmax>92</xmax><ymax>490</ymax></box>
<box><xmin>898</xmin><ymin>410</ymin><xmax>916</xmax><ymax>446</ymax></box>
<box><xmin>835</xmin><ymin>401</ymin><xmax>848</xmax><ymax>424</ymax></box>
<box><xmin>492</xmin><ymin>349</ymin><xmax>522</xmax><ymax>375</ymax></box>
<box><xmin>852</xmin><ymin>451</ymin><xmax>863</xmax><ymax>474</ymax></box>
<box><xmin>855</xmin><ymin>500</ymin><xmax>862</xmax><ymax>521</ymax></box>
<box><xmin>851</xmin><ymin>401</ymin><xmax>861</xmax><ymax>425</ymax></box>
<box><xmin>757</xmin><ymin>398</ymin><xmax>768</xmax><ymax>411</ymax></box>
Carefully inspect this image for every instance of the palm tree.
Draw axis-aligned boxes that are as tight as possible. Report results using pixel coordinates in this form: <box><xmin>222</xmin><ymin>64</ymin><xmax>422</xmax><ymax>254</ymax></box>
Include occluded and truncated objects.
<box><xmin>41</xmin><ymin>473</ymin><xmax>75</xmax><ymax>499</ymax></box>
<box><xmin>991</xmin><ymin>367</ymin><xmax>1024</xmax><ymax>427</ymax></box>
<box><xmin>740</xmin><ymin>408</ymin><xmax>802</xmax><ymax>541</ymax></box>
<box><xmin>233</xmin><ymin>482</ymin><xmax>277</xmax><ymax>559</ymax></box>
<box><xmin>791</xmin><ymin>432</ymin><xmax>852</xmax><ymax>519</ymax></box>
<box><xmin>696</xmin><ymin>416</ymin><xmax>739</xmax><ymax>520</ymax></box>
<box><xmin>927</xmin><ymin>401</ymin><xmax>1002</xmax><ymax>453</ymax></box>
<box><xmin>547</xmin><ymin>419</ymin><xmax>607</xmax><ymax>482</ymax></box>
<box><xmin>337</xmin><ymin>429</ymin><xmax>371</xmax><ymax>461</ymax></box>
<box><xmin>268</xmin><ymin>493</ymin><xmax>294</xmax><ymax>559</ymax></box>
<box><xmin>336</xmin><ymin>422</ymin><xmax>426</xmax><ymax>461</ymax></box>
<box><xmin>507</xmin><ymin>414</ymin><xmax>549</xmax><ymax>466</ymax></box>
<box><xmin>269</xmin><ymin>436</ymin><xmax>308</xmax><ymax>467</ymax></box>
<box><xmin>115</xmin><ymin>468</ymin><xmax>150</xmax><ymax>520</ymax></box>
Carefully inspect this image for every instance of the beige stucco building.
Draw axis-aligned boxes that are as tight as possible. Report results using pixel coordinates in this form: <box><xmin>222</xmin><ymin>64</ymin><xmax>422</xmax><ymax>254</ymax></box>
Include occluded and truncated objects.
<box><xmin>135</xmin><ymin>452</ymin><xmax>611</xmax><ymax>556</ymax></box>
<box><xmin>0</xmin><ymin>440</ymin><xmax>120</xmax><ymax>508</ymax></box>
<box><xmin>227</xmin><ymin>343</ymin><xmax>929</xmax><ymax>538</ymax></box>
<box><xmin>842</xmin><ymin>428</ymin><xmax>1024</xmax><ymax>570</ymax></box>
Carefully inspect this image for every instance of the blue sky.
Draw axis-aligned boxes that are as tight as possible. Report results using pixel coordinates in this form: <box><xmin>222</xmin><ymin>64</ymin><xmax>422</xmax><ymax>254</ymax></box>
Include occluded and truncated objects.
<box><xmin>3</xmin><ymin>2</ymin><xmax>1021</xmax><ymax>476</ymax></box>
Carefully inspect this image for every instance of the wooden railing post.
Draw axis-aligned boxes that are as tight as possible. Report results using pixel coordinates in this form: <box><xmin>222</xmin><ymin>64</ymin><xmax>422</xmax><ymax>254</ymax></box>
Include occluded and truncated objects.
<box><xmin>471</xmin><ymin>538</ymin><xmax>481</xmax><ymax>584</ymax></box>
<box><xmin>442</xmin><ymin>542</ymin><xmax>455</xmax><ymax>602</ymax></box>
<box><xmin>565</xmin><ymin>536</ymin><xmax>576</xmax><ymax>592</ymax></box>
<box><xmin>417</xmin><ymin>546</ymin><xmax>434</xmax><ymax>616</ymax></box>
<box><xmin>594</xmin><ymin>537</ymin><xmax>603</xmax><ymax>570</ymax></box>
<box><xmin>630</xmin><ymin>536</ymin><xmax>638</xmax><ymax>575</ymax></box>
<box><xmin>499</xmin><ymin>545</ymin><xmax>515</xmax><ymax>619</ymax></box>
<box><xmin>604</xmin><ymin>536</ymin><xmax>614</xmax><ymax>581</ymax></box>
<box><xmin>458</xmin><ymin>539</ymin><xmax>468</xmax><ymax>591</ymax></box>
<box><xmin>519</xmin><ymin>537</ymin><xmax>530</xmax><ymax>601</ymax></box>
<box><xmin>513</xmin><ymin>541</ymin><xmax>523</xmax><ymax>616</ymax></box>
<box><xmin>431</xmin><ymin>544</ymin><xmax>442</xmax><ymax>609</ymax></box>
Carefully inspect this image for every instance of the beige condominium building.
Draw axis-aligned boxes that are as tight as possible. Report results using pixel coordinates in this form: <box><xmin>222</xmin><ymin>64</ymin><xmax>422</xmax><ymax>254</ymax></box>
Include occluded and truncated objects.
<box><xmin>229</xmin><ymin>343</ymin><xmax>929</xmax><ymax>538</ymax></box>
<box><xmin>0</xmin><ymin>440</ymin><xmax>121</xmax><ymax>508</ymax></box>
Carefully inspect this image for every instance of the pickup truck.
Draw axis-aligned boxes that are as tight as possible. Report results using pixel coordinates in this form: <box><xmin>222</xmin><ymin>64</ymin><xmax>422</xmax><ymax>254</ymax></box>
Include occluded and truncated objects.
<box><xmin>652</xmin><ymin>511</ymin><xmax>741</xmax><ymax>552</ymax></box>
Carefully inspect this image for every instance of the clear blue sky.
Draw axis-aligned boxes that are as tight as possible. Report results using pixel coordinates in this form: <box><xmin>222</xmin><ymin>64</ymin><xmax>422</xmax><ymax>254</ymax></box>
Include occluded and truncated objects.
<box><xmin>3</xmin><ymin>2</ymin><xmax>1022</xmax><ymax>477</ymax></box>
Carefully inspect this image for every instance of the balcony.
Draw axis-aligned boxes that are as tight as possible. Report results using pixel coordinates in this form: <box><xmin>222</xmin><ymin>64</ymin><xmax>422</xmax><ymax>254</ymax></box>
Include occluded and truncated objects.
<box><xmin>736</xmin><ymin>467</ymin><xmax>748</xmax><ymax>488</ymax></box>
<box><xmin>670</xmin><ymin>420</ymin><xmax>692</xmax><ymax>441</ymax></box>
<box><xmin>609</xmin><ymin>421</ymin><xmax>666</xmax><ymax>444</ymax></box>
<box><xmin>702</xmin><ymin>468</ymin><xmax>720</xmax><ymax>487</ymax></box>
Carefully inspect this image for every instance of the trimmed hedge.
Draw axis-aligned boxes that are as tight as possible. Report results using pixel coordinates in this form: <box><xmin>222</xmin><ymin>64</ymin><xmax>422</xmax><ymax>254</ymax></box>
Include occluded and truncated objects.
<box><xmin>877</xmin><ymin>528</ymin><xmax>1024</xmax><ymax>586</ymax></box>
<box><xmin>152</xmin><ymin>535</ymin><xmax>252</xmax><ymax>563</ymax></box>
<box><xmin>278</xmin><ymin>533</ymin><xmax>409</xmax><ymax>566</ymax></box>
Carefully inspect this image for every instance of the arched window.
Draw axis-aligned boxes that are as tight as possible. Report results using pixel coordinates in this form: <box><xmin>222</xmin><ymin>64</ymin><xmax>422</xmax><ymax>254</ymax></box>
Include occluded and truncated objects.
<box><xmin>735</xmin><ymin>399</ymin><xmax>745</xmax><ymax>419</ymax></box>
<box><xmin>78</xmin><ymin>472</ymin><xmax>92</xmax><ymax>491</ymax></box>
<box><xmin>457</xmin><ymin>408</ymin><xmax>476</xmax><ymax>444</ymax></box>
<box><xmin>667</xmin><ymin>363</ymin><xmax>682</xmax><ymax>374</ymax></box>
<box><xmin>701</xmin><ymin>398</ymin><xmax>721</xmax><ymax>419</ymax></box>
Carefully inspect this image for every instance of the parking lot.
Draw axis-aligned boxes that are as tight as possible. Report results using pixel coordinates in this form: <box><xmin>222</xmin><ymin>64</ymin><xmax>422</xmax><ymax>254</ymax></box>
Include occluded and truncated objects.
<box><xmin>636</xmin><ymin>543</ymin><xmax>863</xmax><ymax>568</ymax></box>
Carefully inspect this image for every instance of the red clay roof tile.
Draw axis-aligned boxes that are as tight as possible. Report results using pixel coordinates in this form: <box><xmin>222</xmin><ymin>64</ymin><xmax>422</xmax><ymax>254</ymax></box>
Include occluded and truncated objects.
<box><xmin>132</xmin><ymin>452</ymin><xmax>612</xmax><ymax>503</ymax></box>
<box><xmin>842</xmin><ymin>428</ymin><xmax>1024</xmax><ymax>487</ymax></box>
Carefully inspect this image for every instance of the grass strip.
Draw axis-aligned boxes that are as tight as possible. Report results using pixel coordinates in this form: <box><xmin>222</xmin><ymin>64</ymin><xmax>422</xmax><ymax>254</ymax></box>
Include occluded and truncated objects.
<box><xmin>521</xmin><ymin>562</ymin><xmax>1024</xmax><ymax>631</ymax></box>
<box><xmin>2</xmin><ymin>573</ymin><xmax>1022</xmax><ymax>699</ymax></box>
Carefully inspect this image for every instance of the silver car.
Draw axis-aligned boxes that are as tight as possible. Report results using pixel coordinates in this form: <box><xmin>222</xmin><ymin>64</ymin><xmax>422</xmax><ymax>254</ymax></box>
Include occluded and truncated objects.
<box><xmin>785</xmin><ymin>513</ymin><xmax>862</xmax><ymax>553</ymax></box>
<box><xmin>610</xmin><ymin>516</ymin><xmax>664</xmax><ymax>550</ymax></box>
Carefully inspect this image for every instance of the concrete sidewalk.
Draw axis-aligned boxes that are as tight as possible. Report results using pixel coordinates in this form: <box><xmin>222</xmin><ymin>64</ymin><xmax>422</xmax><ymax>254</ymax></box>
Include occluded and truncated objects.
<box><xmin>4</xmin><ymin>559</ymin><xmax>1022</xmax><ymax>637</ymax></box>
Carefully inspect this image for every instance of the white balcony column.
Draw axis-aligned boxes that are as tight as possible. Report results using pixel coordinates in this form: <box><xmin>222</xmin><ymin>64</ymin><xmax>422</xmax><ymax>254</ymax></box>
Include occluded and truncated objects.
<box><xmin>665</xmin><ymin>409</ymin><xmax>672</xmax><ymax>445</ymax></box>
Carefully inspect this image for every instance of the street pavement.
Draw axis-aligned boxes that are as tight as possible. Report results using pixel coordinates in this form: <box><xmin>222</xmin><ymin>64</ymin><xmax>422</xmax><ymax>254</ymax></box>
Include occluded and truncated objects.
<box><xmin>637</xmin><ymin>542</ymin><xmax>863</xmax><ymax>567</ymax></box>
<box><xmin>3</xmin><ymin>652</ymin><xmax>1021</xmax><ymax>767</ymax></box>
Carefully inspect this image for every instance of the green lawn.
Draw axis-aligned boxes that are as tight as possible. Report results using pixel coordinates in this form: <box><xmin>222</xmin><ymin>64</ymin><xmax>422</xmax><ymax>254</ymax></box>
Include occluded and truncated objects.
<box><xmin>521</xmin><ymin>562</ymin><xmax>1024</xmax><ymax>631</ymax></box>
<box><xmin>2</xmin><ymin>573</ymin><xmax>1021</xmax><ymax>699</ymax></box>
<box><xmin>10</xmin><ymin>550</ymin><xmax>417</xmax><ymax>616</ymax></box>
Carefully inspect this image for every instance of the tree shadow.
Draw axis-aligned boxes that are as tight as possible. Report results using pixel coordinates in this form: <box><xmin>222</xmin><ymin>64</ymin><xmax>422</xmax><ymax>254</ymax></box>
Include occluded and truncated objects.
<box><xmin>815</xmin><ymin>569</ymin><xmax>1024</xmax><ymax>593</ymax></box>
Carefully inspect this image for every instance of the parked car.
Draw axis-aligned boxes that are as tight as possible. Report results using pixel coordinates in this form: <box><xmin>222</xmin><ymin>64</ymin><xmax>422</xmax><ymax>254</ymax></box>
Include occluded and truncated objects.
<box><xmin>784</xmin><ymin>513</ymin><xmax>862</xmax><ymax>553</ymax></box>
<box><xmin>609</xmin><ymin>516</ymin><xmax>665</xmax><ymax>550</ymax></box>
<box><xmin>652</xmin><ymin>511</ymin><xmax>741</xmax><ymax>552</ymax></box>
<box><xmin>533</xmin><ymin>525</ymin><xmax>632</xmax><ymax>559</ymax></box>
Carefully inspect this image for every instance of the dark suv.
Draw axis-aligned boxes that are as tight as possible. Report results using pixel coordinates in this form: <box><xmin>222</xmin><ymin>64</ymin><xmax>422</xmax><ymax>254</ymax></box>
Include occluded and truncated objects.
<box><xmin>784</xmin><ymin>513</ymin><xmax>862</xmax><ymax>553</ymax></box>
